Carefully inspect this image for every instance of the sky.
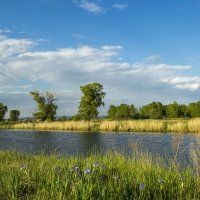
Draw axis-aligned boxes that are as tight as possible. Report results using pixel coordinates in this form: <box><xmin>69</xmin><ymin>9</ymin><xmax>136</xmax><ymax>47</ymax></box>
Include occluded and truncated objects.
<box><xmin>0</xmin><ymin>0</ymin><xmax>200</xmax><ymax>117</ymax></box>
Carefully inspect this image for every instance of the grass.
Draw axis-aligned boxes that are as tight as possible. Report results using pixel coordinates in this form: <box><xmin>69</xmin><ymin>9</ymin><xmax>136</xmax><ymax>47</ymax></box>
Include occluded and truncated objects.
<box><xmin>1</xmin><ymin>118</ymin><xmax>200</xmax><ymax>133</ymax></box>
<box><xmin>0</xmin><ymin>148</ymin><xmax>199</xmax><ymax>200</ymax></box>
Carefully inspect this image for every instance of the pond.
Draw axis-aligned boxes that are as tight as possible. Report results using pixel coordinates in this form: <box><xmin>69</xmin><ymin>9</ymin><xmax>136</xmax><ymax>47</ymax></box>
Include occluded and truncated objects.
<box><xmin>0</xmin><ymin>130</ymin><xmax>199</xmax><ymax>167</ymax></box>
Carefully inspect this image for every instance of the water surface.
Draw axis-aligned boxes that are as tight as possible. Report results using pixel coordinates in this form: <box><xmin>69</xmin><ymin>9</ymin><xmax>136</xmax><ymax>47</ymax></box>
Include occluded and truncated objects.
<box><xmin>0</xmin><ymin>130</ymin><xmax>199</xmax><ymax>166</ymax></box>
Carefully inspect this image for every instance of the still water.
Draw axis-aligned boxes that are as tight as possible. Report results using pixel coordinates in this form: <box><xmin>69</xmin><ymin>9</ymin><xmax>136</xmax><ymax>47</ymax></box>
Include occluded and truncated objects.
<box><xmin>0</xmin><ymin>129</ymin><xmax>199</xmax><ymax>166</ymax></box>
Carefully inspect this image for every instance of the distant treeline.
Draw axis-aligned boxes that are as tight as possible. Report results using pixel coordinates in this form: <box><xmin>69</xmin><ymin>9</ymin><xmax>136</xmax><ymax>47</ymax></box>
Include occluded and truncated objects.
<box><xmin>1</xmin><ymin>82</ymin><xmax>200</xmax><ymax>122</ymax></box>
<box><xmin>107</xmin><ymin>101</ymin><xmax>200</xmax><ymax>120</ymax></box>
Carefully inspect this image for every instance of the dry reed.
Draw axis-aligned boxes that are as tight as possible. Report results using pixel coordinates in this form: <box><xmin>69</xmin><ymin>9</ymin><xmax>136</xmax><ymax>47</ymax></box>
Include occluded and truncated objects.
<box><xmin>2</xmin><ymin>118</ymin><xmax>200</xmax><ymax>134</ymax></box>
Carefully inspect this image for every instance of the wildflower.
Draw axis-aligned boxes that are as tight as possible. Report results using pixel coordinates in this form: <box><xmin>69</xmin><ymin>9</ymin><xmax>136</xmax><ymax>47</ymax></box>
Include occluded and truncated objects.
<box><xmin>84</xmin><ymin>168</ymin><xmax>92</xmax><ymax>175</ymax></box>
<box><xmin>73</xmin><ymin>166</ymin><xmax>79</xmax><ymax>172</ymax></box>
<box><xmin>71</xmin><ymin>166</ymin><xmax>80</xmax><ymax>174</ymax></box>
<box><xmin>139</xmin><ymin>183</ymin><xmax>145</xmax><ymax>190</ymax></box>
<box><xmin>94</xmin><ymin>162</ymin><xmax>101</xmax><ymax>167</ymax></box>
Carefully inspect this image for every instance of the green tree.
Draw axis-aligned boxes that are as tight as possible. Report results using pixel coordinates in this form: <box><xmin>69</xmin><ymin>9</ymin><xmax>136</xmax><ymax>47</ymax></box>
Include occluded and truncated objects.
<box><xmin>140</xmin><ymin>102</ymin><xmax>163</xmax><ymax>119</ymax></box>
<box><xmin>9</xmin><ymin>110</ymin><xmax>20</xmax><ymax>122</ymax></box>
<box><xmin>165</xmin><ymin>101</ymin><xmax>182</xmax><ymax>118</ymax></box>
<box><xmin>108</xmin><ymin>105</ymin><xmax>117</xmax><ymax>119</ymax></box>
<box><xmin>30</xmin><ymin>91</ymin><xmax>58</xmax><ymax>121</ymax></box>
<box><xmin>188</xmin><ymin>101</ymin><xmax>200</xmax><ymax>118</ymax></box>
<box><xmin>179</xmin><ymin>104</ymin><xmax>189</xmax><ymax>118</ymax></box>
<box><xmin>0</xmin><ymin>102</ymin><xmax>8</xmax><ymax>121</ymax></box>
<box><xmin>78</xmin><ymin>82</ymin><xmax>105</xmax><ymax>120</ymax></box>
<box><xmin>108</xmin><ymin>104</ymin><xmax>138</xmax><ymax>120</ymax></box>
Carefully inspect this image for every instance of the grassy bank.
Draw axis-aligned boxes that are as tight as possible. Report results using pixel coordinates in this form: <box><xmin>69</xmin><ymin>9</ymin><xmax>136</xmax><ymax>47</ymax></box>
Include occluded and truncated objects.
<box><xmin>0</xmin><ymin>149</ymin><xmax>199</xmax><ymax>200</ymax></box>
<box><xmin>1</xmin><ymin>118</ymin><xmax>200</xmax><ymax>133</ymax></box>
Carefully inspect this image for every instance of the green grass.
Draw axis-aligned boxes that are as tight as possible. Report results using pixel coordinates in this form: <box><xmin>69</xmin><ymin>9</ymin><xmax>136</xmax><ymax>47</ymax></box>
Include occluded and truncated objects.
<box><xmin>0</xmin><ymin>150</ymin><xmax>199</xmax><ymax>200</ymax></box>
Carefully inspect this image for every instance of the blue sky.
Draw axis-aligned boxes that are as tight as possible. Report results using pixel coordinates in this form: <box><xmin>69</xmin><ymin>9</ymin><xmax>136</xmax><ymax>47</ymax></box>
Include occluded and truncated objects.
<box><xmin>0</xmin><ymin>0</ymin><xmax>200</xmax><ymax>117</ymax></box>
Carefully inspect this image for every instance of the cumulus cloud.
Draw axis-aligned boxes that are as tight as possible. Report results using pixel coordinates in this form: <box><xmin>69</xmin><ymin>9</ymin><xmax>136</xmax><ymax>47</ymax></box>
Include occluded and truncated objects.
<box><xmin>0</xmin><ymin>33</ymin><xmax>199</xmax><ymax>116</ymax></box>
<box><xmin>162</xmin><ymin>77</ymin><xmax>200</xmax><ymax>91</ymax></box>
<box><xmin>74</xmin><ymin>0</ymin><xmax>105</xmax><ymax>14</ymax></box>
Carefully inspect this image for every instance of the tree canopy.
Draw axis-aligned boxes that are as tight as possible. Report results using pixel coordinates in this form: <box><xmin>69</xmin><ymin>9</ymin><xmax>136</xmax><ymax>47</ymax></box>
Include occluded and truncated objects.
<box><xmin>78</xmin><ymin>82</ymin><xmax>105</xmax><ymax>120</ymax></box>
<box><xmin>108</xmin><ymin>103</ymin><xmax>138</xmax><ymax>120</ymax></box>
<box><xmin>30</xmin><ymin>91</ymin><xmax>58</xmax><ymax>121</ymax></box>
<box><xmin>9</xmin><ymin>110</ymin><xmax>20</xmax><ymax>122</ymax></box>
<box><xmin>0</xmin><ymin>102</ymin><xmax>8</xmax><ymax>121</ymax></box>
<box><xmin>140</xmin><ymin>102</ymin><xmax>164</xmax><ymax>119</ymax></box>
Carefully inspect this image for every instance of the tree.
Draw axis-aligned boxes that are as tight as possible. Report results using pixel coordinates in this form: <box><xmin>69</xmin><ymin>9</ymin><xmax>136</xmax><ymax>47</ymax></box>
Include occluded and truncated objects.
<box><xmin>9</xmin><ymin>110</ymin><xmax>20</xmax><ymax>122</ymax></box>
<box><xmin>0</xmin><ymin>102</ymin><xmax>8</xmax><ymax>122</ymax></box>
<box><xmin>108</xmin><ymin>105</ymin><xmax>117</xmax><ymax>119</ymax></box>
<box><xmin>140</xmin><ymin>102</ymin><xmax>163</xmax><ymax>119</ymax></box>
<box><xmin>165</xmin><ymin>101</ymin><xmax>182</xmax><ymax>118</ymax></box>
<box><xmin>188</xmin><ymin>101</ymin><xmax>200</xmax><ymax>118</ymax></box>
<box><xmin>78</xmin><ymin>82</ymin><xmax>105</xmax><ymax>120</ymax></box>
<box><xmin>108</xmin><ymin>104</ymin><xmax>138</xmax><ymax>120</ymax></box>
<box><xmin>30</xmin><ymin>91</ymin><xmax>58</xmax><ymax>121</ymax></box>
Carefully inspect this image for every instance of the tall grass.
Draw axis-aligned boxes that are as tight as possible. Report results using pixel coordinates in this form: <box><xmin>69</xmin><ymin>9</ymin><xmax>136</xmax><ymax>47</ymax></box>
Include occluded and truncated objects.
<box><xmin>12</xmin><ymin>121</ymin><xmax>97</xmax><ymax>132</ymax></box>
<box><xmin>0</xmin><ymin>149</ymin><xmax>199</xmax><ymax>200</ymax></box>
<box><xmin>1</xmin><ymin>118</ymin><xmax>200</xmax><ymax>133</ymax></box>
<box><xmin>100</xmin><ymin>120</ymin><xmax>165</xmax><ymax>132</ymax></box>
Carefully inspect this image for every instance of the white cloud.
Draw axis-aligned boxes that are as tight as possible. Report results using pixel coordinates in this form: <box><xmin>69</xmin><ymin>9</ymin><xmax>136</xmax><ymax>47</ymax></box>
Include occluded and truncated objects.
<box><xmin>0</xmin><ymin>33</ymin><xmax>200</xmax><ymax>116</ymax></box>
<box><xmin>113</xmin><ymin>4</ymin><xmax>128</xmax><ymax>10</ymax></box>
<box><xmin>0</xmin><ymin>35</ymin><xmax>36</xmax><ymax>60</ymax></box>
<box><xmin>144</xmin><ymin>55</ymin><xmax>161</xmax><ymax>62</ymax></box>
<box><xmin>74</xmin><ymin>0</ymin><xmax>105</xmax><ymax>14</ymax></box>
<box><xmin>162</xmin><ymin>77</ymin><xmax>200</xmax><ymax>91</ymax></box>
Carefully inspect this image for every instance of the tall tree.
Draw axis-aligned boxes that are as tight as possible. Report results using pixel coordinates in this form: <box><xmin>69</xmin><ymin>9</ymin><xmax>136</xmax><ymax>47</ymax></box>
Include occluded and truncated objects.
<box><xmin>78</xmin><ymin>82</ymin><xmax>105</xmax><ymax>120</ymax></box>
<box><xmin>30</xmin><ymin>91</ymin><xmax>58</xmax><ymax>121</ymax></box>
<box><xmin>9</xmin><ymin>110</ymin><xmax>20</xmax><ymax>122</ymax></box>
<box><xmin>0</xmin><ymin>102</ymin><xmax>8</xmax><ymax>121</ymax></box>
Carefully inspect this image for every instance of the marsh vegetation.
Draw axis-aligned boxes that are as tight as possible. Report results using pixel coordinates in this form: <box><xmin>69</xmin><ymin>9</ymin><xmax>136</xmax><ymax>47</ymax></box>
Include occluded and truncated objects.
<box><xmin>0</xmin><ymin>140</ymin><xmax>199</xmax><ymax>200</ymax></box>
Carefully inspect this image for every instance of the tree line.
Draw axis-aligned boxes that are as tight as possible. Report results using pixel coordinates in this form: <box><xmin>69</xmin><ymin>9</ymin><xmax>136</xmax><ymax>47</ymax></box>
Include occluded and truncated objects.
<box><xmin>0</xmin><ymin>82</ymin><xmax>200</xmax><ymax>122</ymax></box>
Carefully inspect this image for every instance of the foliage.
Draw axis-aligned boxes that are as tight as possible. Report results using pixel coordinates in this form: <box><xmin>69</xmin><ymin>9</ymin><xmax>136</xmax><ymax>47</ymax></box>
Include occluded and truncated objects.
<box><xmin>108</xmin><ymin>103</ymin><xmax>138</xmax><ymax>120</ymax></box>
<box><xmin>188</xmin><ymin>101</ymin><xmax>200</xmax><ymax>118</ymax></box>
<box><xmin>165</xmin><ymin>101</ymin><xmax>185</xmax><ymax>118</ymax></box>
<box><xmin>9</xmin><ymin>110</ymin><xmax>20</xmax><ymax>122</ymax></box>
<box><xmin>0</xmin><ymin>151</ymin><xmax>199</xmax><ymax>200</ymax></box>
<box><xmin>30</xmin><ymin>91</ymin><xmax>58</xmax><ymax>122</ymax></box>
<box><xmin>140</xmin><ymin>102</ymin><xmax>164</xmax><ymax>119</ymax></box>
<box><xmin>78</xmin><ymin>82</ymin><xmax>105</xmax><ymax>120</ymax></box>
<box><xmin>0</xmin><ymin>102</ymin><xmax>8</xmax><ymax>121</ymax></box>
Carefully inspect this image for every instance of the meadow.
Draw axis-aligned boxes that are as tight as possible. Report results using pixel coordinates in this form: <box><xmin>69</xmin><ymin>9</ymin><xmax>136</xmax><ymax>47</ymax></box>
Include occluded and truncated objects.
<box><xmin>0</xmin><ymin>144</ymin><xmax>199</xmax><ymax>200</ymax></box>
<box><xmin>1</xmin><ymin>118</ymin><xmax>200</xmax><ymax>133</ymax></box>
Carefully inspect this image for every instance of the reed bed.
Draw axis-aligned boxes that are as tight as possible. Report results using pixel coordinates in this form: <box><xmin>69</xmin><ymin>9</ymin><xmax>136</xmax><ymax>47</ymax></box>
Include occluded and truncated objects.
<box><xmin>100</xmin><ymin>120</ymin><xmax>165</xmax><ymax>132</ymax></box>
<box><xmin>0</xmin><ymin>150</ymin><xmax>199</xmax><ymax>200</ymax></box>
<box><xmin>12</xmin><ymin>121</ymin><xmax>97</xmax><ymax>132</ymax></box>
<box><xmin>167</xmin><ymin>121</ymin><xmax>188</xmax><ymax>133</ymax></box>
<box><xmin>2</xmin><ymin>118</ymin><xmax>200</xmax><ymax>133</ymax></box>
<box><xmin>188</xmin><ymin>118</ymin><xmax>200</xmax><ymax>133</ymax></box>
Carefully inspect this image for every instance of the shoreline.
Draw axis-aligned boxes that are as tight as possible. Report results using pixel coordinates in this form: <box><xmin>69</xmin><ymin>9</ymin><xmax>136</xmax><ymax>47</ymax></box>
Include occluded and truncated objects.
<box><xmin>1</xmin><ymin>118</ymin><xmax>200</xmax><ymax>134</ymax></box>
